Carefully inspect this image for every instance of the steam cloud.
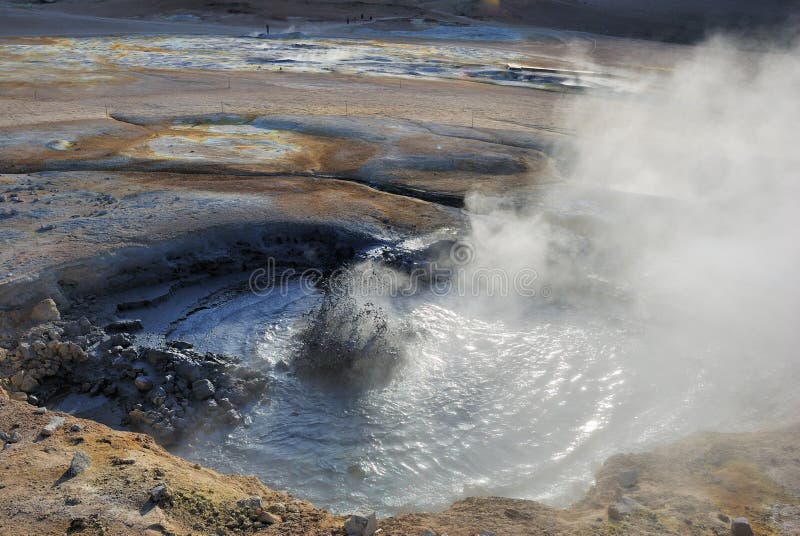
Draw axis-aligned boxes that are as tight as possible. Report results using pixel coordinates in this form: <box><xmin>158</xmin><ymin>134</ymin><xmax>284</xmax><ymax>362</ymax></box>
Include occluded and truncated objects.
<box><xmin>462</xmin><ymin>34</ymin><xmax>800</xmax><ymax>429</ymax></box>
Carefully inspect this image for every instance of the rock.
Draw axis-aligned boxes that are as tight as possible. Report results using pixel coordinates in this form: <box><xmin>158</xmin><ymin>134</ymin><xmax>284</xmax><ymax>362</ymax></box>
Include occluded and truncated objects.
<box><xmin>33</xmin><ymin>407</ymin><xmax>47</xmax><ymax>414</ymax></box>
<box><xmin>9</xmin><ymin>391</ymin><xmax>27</xmax><ymax>402</ymax></box>
<box><xmin>422</xmin><ymin>530</ymin><xmax>437</xmax><ymax>536</ymax></box>
<box><xmin>267</xmin><ymin>503</ymin><xmax>287</xmax><ymax>515</ymax></box>
<box><xmin>19</xmin><ymin>374</ymin><xmax>39</xmax><ymax>393</ymax></box>
<box><xmin>8</xmin><ymin>430</ymin><xmax>21</xmax><ymax>443</ymax></box>
<box><xmin>344</xmin><ymin>512</ymin><xmax>378</xmax><ymax>536</ymax></box>
<box><xmin>619</xmin><ymin>469</ymin><xmax>638</xmax><ymax>488</ymax></box>
<box><xmin>104</xmin><ymin>319</ymin><xmax>143</xmax><ymax>333</ymax></box>
<box><xmin>66</xmin><ymin>450</ymin><xmax>91</xmax><ymax>477</ymax></box>
<box><xmin>257</xmin><ymin>511</ymin><xmax>282</xmax><ymax>525</ymax></box>
<box><xmin>479</xmin><ymin>531</ymin><xmax>497</xmax><ymax>536</ymax></box>
<box><xmin>192</xmin><ymin>379</ymin><xmax>216</xmax><ymax>400</ymax></box>
<box><xmin>41</xmin><ymin>416</ymin><xmax>65</xmax><ymax>437</ymax></box>
<box><xmin>134</xmin><ymin>376</ymin><xmax>154</xmax><ymax>391</ymax></box>
<box><xmin>167</xmin><ymin>340</ymin><xmax>193</xmax><ymax>350</ymax></box>
<box><xmin>28</xmin><ymin>298</ymin><xmax>60</xmax><ymax>323</ymax></box>
<box><xmin>11</xmin><ymin>371</ymin><xmax>39</xmax><ymax>393</ymax></box>
<box><xmin>108</xmin><ymin>333</ymin><xmax>133</xmax><ymax>348</ymax></box>
<box><xmin>238</xmin><ymin>496</ymin><xmax>263</xmax><ymax>512</ymax></box>
<box><xmin>36</xmin><ymin>224</ymin><xmax>56</xmax><ymax>233</ymax></box>
<box><xmin>731</xmin><ymin>517</ymin><xmax>754</xmax><ymax>536</ymax></box>
<box><xmin>150</xmin><ymin>483</ymin><xmax>171</xmax><ymax>505</ymax></box>
<box><xmin>69</xmin><ymin>424</ymin><xmax>83</xmax><ymax>432</ymax></box>
<box><xmin>608</xmin><ymin>496</ymin><xmax>643</xmax><ymax>521</ymax></box>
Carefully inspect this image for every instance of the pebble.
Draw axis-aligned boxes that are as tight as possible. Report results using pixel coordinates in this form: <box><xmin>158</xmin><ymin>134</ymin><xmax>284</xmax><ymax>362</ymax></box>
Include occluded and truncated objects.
<box><xmin>33</xmin><ymin>407</ymin><xmax>47</xmax><ymax>414</ymax></box>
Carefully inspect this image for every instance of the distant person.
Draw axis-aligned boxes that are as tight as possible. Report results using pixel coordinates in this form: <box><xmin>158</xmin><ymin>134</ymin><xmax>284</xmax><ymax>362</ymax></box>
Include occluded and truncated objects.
<box><xmin>265</xmin><ymin>24</ymin><xmax>270</xmax><ymax>35</ymax></box>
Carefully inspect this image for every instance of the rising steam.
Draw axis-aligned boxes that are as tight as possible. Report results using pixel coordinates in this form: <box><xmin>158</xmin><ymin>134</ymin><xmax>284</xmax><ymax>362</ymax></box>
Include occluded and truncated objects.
<box><xmin>461</xmin><ymin>34</ymin><xmax>800</xmax><ymax>427</ymax></box>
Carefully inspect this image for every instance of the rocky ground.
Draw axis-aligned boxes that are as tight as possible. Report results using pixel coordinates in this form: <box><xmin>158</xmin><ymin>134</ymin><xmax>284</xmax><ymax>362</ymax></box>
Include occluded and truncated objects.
<box><xmin>2</xmin><ymin>374</ymin><xmax>799</xmax><ymax>535</ymax></box>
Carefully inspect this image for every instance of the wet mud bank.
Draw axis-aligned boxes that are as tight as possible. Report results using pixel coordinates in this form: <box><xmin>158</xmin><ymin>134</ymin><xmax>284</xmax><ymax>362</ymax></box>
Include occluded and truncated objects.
<box><xmin>0</xmin><ymin>220</ymin><xmax>401</xmax><ymax>445</ymax></box>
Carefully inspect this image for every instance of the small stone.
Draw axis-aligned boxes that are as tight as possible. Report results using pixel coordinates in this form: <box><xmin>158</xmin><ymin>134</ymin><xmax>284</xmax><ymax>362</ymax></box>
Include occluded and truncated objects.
<box><xmin>69</xmin><ymin>518</ymin><xmax>87</xmax><ymax>530</ymax></box>
<box><xmin>41</xmin><ymin>416</ymin><xmax>65</xmax><ymax>437</ymax></box>
<box><xmin>192</xmin><ymin>378</ymin><xmax>216</xmax><ymax>400</ymax></box>
<box><xmin>479</xmin><ymin>531</ymin><xmax>497</xmax><ymax>536</ymax></box>
<box><xmin>33</xmin><ymin>407</ymin><xmax>47</xmax><ymax>414</ymax></box>
<box><xmin>66</xmin><ymin>450</ymin><xmax>91</xmax><ymax>477</ymax></box>
<box><xmin>267</xmin><ymin>503</ymin><xmax>287</xmax><ymax>515</ymax></box>
<box><xmin>69</xmin><ymin>423</ymin><xmax>83</xmax><ymax>433</ymax></box>
<box><xmin>238</xmin><ymin>496</ymin><xmax>263</xmax><ymax>512</ymax></box>
<box><xmin>8</xmin><ymin>430</ymin><xmax>21</xmax><ymax>443</ymax></box>
<box><xmin>422</xmin><ymin>530</ymin><xmax>437</xmax><ymax>536</ymax></box>
<box><xmin>108</xmin><ymin>333</ymin><xmax>133</xmax><ymax>348</ymax></box>
<box><xmin>257</xmin><ymin>511</ymin><xmax>282</xmax><ymax>525</ymax></box>
<box><xmin>65</xmin><ymin>496</ymin><xmax>82</xmax><ymax>506</ymax></box>
<box><xmin>731</xmin><ymin>517</ymin><xmax>754</xmax><ymax>536</ymax></box>
<box><xmin>134</xmin><ymin>375</ymin><xmax>154</xmax><ymax>391</ymax></box>
<box><xmin>344</xmin><ymin>512</ymin><xmax>378</xmax><ymax>536</ymax></box>
<box><xmin>150</xmin><ymin>483</ymin><xmax>171</xmax><ymax>504</ymax></box>
<box><xmin>9</xmin><ymin>391</ymin><xmax>27</xmax><ymax>402</ymax></box>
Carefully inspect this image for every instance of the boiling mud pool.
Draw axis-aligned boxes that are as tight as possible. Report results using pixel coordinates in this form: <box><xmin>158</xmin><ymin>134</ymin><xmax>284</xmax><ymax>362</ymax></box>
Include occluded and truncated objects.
<box><xmin>125</xmin><ymin>256</ymin><xmax>797</xmax><ymax>516</ymax></box>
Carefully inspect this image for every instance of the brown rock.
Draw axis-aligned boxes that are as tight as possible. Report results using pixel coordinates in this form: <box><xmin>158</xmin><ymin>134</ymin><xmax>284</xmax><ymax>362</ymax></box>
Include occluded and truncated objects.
<box><xmin>28</xmin><ymin>298</ymin><xmax>60</xmax><ymax>324</ymax></box>
<box><xmin>257</xmin><ymin>510</ymin><xmax>282</xmax><ymax>525</ymax></box>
